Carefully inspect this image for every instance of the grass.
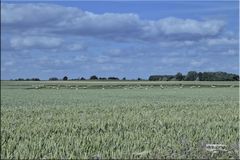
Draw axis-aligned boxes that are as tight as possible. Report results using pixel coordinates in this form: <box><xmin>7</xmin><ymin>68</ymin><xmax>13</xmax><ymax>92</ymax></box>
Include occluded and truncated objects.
<box><xmin>1</xmin><ymin>81</ymin><xmax>239</xmax><ymax>159</ymax></box>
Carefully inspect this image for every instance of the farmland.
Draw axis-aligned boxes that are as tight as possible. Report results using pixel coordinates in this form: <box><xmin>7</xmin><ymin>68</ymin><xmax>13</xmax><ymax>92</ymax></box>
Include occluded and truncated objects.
<box><xmin>1</xmin><ymin>81</ymin><xmax>239</xmax><ymax>159</ymax></box>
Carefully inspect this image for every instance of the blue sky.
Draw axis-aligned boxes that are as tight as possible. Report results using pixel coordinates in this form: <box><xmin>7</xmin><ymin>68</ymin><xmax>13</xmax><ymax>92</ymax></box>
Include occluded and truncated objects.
<box><xmin>1</xmin><ymin>1</ymin><xmax>239</xmax><ymax>80</ymax></box>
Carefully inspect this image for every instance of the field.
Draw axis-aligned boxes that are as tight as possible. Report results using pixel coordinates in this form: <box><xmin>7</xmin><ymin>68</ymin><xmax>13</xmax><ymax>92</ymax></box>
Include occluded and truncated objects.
<box><xmin>1</xmin><ymin>81</ymin><xmax>239</xmax><ymax>159</ymax></box>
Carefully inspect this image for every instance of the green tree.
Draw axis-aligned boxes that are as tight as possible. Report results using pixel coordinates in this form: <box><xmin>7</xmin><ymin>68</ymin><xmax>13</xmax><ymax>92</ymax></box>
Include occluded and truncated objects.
<box><xmin>80</xmin><ymin>77</ymin><xmax>85</xmax><ymax>80</ymax></box>
<box><xmin>90</xmin><ymin>75</ymin><xmax>98</xmax><ymax>80</ymax></box>
<box><xmin>175</xmin><ymin>72</ymin><xmax>183</xmax><ymax>81</ymax></box>
<box><xmin>185</xmin><ymin>71</ymin><xmax>198</xmax><ymax>81</ymax></box>
<box><xmin>63</xmin><ymin>76</ymin><xmax>68</xmax><ymax>81</ymax></box>
<box><xmin>198</xmin><ymin>72</ymin><xmax>203</xmax><ymax>81</ymax></box>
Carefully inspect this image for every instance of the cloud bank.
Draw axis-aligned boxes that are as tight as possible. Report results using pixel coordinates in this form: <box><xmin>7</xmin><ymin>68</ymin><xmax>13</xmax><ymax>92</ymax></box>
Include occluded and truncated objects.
<box><xmin>2</xmin><ymin>3</ymin><xmax>225</xmax><ymax>41</ymax></box>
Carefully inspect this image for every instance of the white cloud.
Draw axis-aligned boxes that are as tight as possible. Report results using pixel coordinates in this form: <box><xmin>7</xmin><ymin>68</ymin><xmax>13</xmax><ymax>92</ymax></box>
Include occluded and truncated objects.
<box><xmin>66</xmin><ymin>43</ymin><xmax>87</xmax><ymax>51</ymax></box>
<box><xmin>2</xmin><ymin>3</ymin><xmax>225</xmax><ymax>42</ymax></box>
<box><xmin>36</xmin><ymin>57</ymin><xmax>74</xmax><ymax>70</ymax></box>
<box><xmin>99</xmin><ymin>65</ymin><xmax>121</xmax><ymax>71</ymax></box>
<box><xmin>107</xmin><ymin>49</ymin><xmax>123</xmax><ymax>57</ymax></box>
<box><xmin>74</xmin><ymin>55</ymin><xmax>88</xmax><ymax>62</ymax></box>
<box><xmin>95</xmin><ymin>55</ymin><xmax>111</xmax><ymax>63</ymax></box>
<box><xmin>190</xmin><ymin>59</ymin><xmax>208</xmax><ymax>67</ymax></box>
<box><xmin>157</xmin><ymin>18</ymin><xmax>224</xmax><ymax>35</ymax></box>
<box><xmin>158</xmin><ymin>40</ymin><xmax>196</xmax><ymax>47</ymax></box>
<box><xmin>1</xmin><ymin>3</ymin><xmax>78</xmax><ymax>26</ymax></box>
<box><xmin>9</xmin><ymin>36</ymin><xmax>88</xmax><ymax>52</ymax></box>
<box><xmin>221</xmin><ymin>49</ymin><xmax>238</xmax><ymax>56</ymax></box>
<box><xmin>10</xmin><ymin>36</ymin><xmax>63</xmax><ymax>49</ymax></box>
<box><xmin>206</xmin><ymin>38</ymin><xmax>238</xmax><ymax>46</ymax></box>
<box><xmin>3</xmin><ymin>61</ymin><xmax>14</xmax><ymax>66</ymax></box>
<box><xmin>142</xmin><ymin>17</ymin><xmax>225</xmax><ymax>40</ymax></box>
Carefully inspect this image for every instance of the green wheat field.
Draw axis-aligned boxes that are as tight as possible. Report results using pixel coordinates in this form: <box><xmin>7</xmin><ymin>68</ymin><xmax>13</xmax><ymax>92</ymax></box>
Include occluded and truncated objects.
<box><xmin>1</xmin><ymin>81</ymin><xmax>239</xmax><ymax>159</ymax></box>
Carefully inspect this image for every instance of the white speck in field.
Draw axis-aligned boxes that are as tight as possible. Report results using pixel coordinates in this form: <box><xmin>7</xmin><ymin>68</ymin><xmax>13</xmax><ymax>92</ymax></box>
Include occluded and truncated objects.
<box><xmin>133</xmin><ymin>151</ymin><xmax>150</xmax><ymax>156</ymax></box>
<box><xmin>92</xmin><ymin>154</ymin><xmax>101</xmax><ymax>160</ymax></box>
<box><xmin>205</xmin><ymin>144</ymin><xmax>227</xmax><ymax>153</ymax></box>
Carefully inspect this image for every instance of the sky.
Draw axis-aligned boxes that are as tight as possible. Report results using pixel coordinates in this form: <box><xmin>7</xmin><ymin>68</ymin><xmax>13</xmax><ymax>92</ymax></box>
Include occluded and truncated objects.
<box><xmin>1</xmin><ymin>1</ymin><xmax>239</xmax><ymax>80</ymax></box>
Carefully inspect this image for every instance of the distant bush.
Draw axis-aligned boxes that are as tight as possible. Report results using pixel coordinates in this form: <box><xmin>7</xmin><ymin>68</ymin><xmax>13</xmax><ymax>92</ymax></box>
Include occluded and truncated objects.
<box><xmin>99</xmin><ymin>77</ymin><xmax>107</xmax><ymax>80</ymax></box>
<box><xmin>80</xmin><ymin>77</ymin><xmax>86</xmax><ymax>80</ymax></box>
<box><xmin>15</xmin><ymin>78</ymin><xmax>25</xmax><ymax>81</ymax></box>
<box><xmin>149</xmin><ymin>75</ymin><xmax>174</xmax><ymax>81</ymax></box>
<box><xmin>90</xmin><ymin>75</ymin><xmax>98</xmax><ymax>80</ymax></box>
<box><xmin>108</xmin><ymin>77</ymin><xmax>119</xmax><ymax>80</ymax></box>
<box><xmin>15</xmin><ymin>78</ymin><xmax>40</xmax><ymax>81</ymax></box>
<box><xmin>31</xmin><ymin>78</ymin><xmax>40</xmax><ymax>81</ymax></box>
<box><xmin>49</xmin><ymin>77</ymin><xmax>58</xmax><ymax>81</ymax></box>
<box><xmin>63</xmin><ymin>76</ymin><xmax>68</xmax><ymax>81</ymax></box>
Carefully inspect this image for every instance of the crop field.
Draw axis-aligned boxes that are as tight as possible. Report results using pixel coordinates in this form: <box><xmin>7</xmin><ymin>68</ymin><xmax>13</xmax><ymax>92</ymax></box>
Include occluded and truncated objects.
<box><xmin>1</xmin><ymin>81</ymin><xmax>239</xmax><ymax>159</ymax></box>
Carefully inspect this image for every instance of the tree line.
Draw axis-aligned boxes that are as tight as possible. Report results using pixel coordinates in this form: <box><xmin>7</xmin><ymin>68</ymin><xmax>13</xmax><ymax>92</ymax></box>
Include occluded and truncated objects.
<box><xmin>48</xmin><ymin>76</ymin><xmax>123</xmax><ymax>81</ymax></box>
<box><xmin>11</xmin><ymin>71</ymin><xmax>239</xmax><ymax>81</ymax></box>
<box><xmin>149</xmin><ymin>71</ymin><xmax>239</xmax><ymax>81</ymax></box>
